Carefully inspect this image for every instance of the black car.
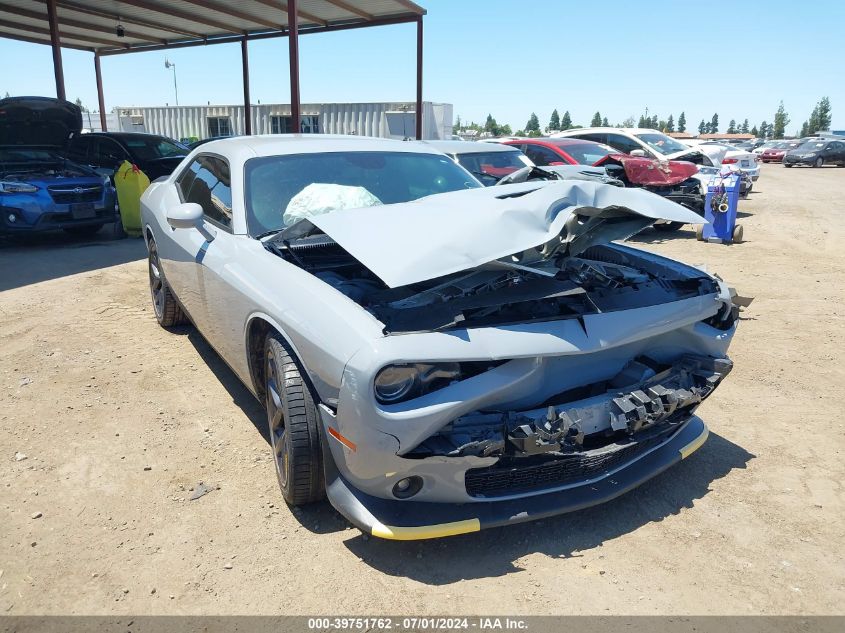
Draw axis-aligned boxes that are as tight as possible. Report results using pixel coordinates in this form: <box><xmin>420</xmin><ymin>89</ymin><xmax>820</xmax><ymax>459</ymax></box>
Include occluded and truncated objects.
<box><xmin>66</xmin><ymin>132</ymin><xmax>189</xmax><ymax>181</ymax></box>
<box><xmin>783</xmin><ymin>139</ymin><xmax>845</xmax><ymax>168</ymax></box>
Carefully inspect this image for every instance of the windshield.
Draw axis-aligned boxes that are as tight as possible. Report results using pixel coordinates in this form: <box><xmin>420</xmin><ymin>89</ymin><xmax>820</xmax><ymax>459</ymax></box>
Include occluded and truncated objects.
<box><xmin>798</xmin><ymin>141</ymin><xmax>827</xmax><ymax>152</ymax></box>
<box><xmin>561</xmin><ymin>142</ymin><xmax>616</xmax><ymax>165</ymax></box>
<box><xmin>634</xmin><ymin>133</ymin><xmax>691</xmax><ymax>156</ymax></box>
<box><xmin>123</xmin><ymin>137</ymin><xmax>187</xmax><ymax>161</ymax></box>
<box><xmin>0</xmin><ymin>148</ymin><xmax>63</xmax><ymax>164</ymax></box>
<box><xmin>245</xmin><ymin>151</ymin><xmax>481</xmax><ymax>236</ymax></box>
<box><xmin>454</xmin><ymin>150</ymin><xmax>530</xmax><ymax>185</ymax></box>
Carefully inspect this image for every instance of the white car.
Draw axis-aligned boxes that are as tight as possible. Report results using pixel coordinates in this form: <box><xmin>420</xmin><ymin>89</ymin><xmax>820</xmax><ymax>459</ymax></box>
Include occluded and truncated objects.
<box><xmin>685</xmin><ymin>141</ymin><xmax>760</xmax><ymax>181</ymax></box>
<box><xmin>140</xmin><ymin>135</ymin><xmax>738</xmax><ymax>540</ymax></box>
<box><xmin>752</xmin><ymin>141</ymin><xmax>780</xmax><ymax>155</ymax></box>
<box><xmin>550</xmin><ymin>127</ymin><xmax>727</xmax><ymax>167</ymax></box>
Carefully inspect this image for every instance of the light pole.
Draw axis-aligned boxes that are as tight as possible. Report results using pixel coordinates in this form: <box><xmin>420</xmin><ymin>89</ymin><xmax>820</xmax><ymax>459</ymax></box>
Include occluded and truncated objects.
<box><xmin>164</xmin><ymin>58</ymin><xmax>179</xmax><ymax>106</ymax></box>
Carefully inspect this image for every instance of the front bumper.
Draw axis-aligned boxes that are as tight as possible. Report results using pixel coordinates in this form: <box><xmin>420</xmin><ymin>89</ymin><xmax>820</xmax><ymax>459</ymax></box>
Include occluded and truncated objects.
<box><xmin>325</xmin><ymin>416</ymin><xmax>709</xmax><ymax>540</ymax></box>
<box><xmin>0</xmin><ymin>188</ymin><xmax>117</xmax><ymax>234</ymax></box>
<box><xmin>783</xmin><ymin>155</ymin><xmax>816</xmax><ymax>166</ymax></box>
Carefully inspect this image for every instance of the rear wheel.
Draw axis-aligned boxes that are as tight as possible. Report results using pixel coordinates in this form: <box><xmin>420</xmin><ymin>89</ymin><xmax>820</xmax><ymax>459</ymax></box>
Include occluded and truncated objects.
<box><xmin>784</xmin><ymin>163</ymin><xmax>793</xmax><ymax>168</ymax></box>
<box><xmin>652</xmin><ymin>221</ymin><xmax>684</xmax><ymax>233</ymax></box>
<box><xmin>732</xmin><ymin>224</ymin><xmax>744</xmax><ymax>243</ymax></box>
<box><xmin>814</xmin><ymin>157</ymin><xmax>824</xmax><ymax>168</ymax></box>
<box><xmin>63</xmin><ymin>223</ymin><xmax>104</xmax><ymax>236</ymax></box>
<box><xmin>148</xmin><ymin>239</ymin><xmax>187</xmax><ymax>328</ymax></box>
<box><xmin>264</xmin><ymin>333</ymin><xmax>325</xmax><ymax>506</ymax></box>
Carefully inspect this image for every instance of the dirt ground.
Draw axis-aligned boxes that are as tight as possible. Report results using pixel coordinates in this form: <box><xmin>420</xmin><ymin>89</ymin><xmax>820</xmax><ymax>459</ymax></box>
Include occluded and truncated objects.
<box><xmin>1</xmin><ymin>163</ymin><xmax>843</xmax><ymax>616</ymax></box>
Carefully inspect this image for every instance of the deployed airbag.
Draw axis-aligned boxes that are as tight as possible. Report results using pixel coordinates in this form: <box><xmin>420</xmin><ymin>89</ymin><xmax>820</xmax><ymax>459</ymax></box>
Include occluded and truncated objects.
<box><xmin>283</xmin><ymin>183</ymin><xmax>382</xmax><ymax>226</ymax></box>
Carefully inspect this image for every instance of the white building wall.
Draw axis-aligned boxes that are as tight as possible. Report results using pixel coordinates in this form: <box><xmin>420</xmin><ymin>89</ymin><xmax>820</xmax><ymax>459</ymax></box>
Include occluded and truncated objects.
<box><xmin>114</xmin><ymin>102</ymin><xmax>453</xmax><ymax>141</ymax></box>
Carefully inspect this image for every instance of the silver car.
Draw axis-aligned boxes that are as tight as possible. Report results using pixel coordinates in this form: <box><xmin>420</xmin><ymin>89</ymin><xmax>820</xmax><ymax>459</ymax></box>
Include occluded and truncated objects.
<box><xmin>142</xmin><ymin>135</ymin><xmax>738</xmax><ymax>540</ymax></box>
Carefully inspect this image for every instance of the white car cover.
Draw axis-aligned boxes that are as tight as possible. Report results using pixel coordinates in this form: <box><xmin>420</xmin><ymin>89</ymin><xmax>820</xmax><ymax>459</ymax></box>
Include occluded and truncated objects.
<box><xmin>304</xmin><ymin>181</ymin><xmax>703</xmax><ymax>289</ymax></box>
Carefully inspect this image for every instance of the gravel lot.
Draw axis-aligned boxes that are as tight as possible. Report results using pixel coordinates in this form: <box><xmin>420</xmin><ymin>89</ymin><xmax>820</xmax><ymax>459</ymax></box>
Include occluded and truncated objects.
<box><xmin>1</xmin><ymin>163</ymin><xmax>843</xmax><ymax>615</ymax></box>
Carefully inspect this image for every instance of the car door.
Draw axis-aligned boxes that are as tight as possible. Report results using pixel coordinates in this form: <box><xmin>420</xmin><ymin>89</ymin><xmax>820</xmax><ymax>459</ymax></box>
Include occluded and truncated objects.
<box><xmin>829</xmin><ymin>141</ymin><xmax>845</xmax><ymax>164</ymax></box>
<box><xmin>167</xmin><ymin>154</ymin><xmax>241</xmax><ymax>358</ymax></box>
<box><xmin>603</xmin><ymin>133</ymin><xmax>648</xmax><ymax>156</ymax></box>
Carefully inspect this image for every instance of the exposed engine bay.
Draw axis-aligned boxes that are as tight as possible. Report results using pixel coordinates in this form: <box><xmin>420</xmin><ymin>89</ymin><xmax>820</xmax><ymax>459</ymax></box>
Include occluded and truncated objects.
<box><xmin>270</xmin><ymin>237</ymin><xmax>724</xmax><ymax>334</ymax></box>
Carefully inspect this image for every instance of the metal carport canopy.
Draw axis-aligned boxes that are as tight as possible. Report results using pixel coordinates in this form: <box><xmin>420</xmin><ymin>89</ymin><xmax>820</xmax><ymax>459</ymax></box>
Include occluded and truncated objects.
<box><xmin>0</xmin><ymin>0</ymin><xmax>426</xmax><ymax>137</ymax></box>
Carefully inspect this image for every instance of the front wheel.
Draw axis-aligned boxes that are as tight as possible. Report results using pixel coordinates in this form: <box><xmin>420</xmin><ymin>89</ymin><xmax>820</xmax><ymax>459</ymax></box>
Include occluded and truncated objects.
<box><xmin>264</xmin><ymin>333</ymin><xmax>325</xmax><ymax>506</ymax></box>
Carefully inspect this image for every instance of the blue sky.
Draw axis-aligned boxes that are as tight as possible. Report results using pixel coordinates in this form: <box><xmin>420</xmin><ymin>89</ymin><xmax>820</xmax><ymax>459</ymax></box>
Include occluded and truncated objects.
<box><xmin>2</xmin><ymin>0</ymin><xmax>843</xmax><ymax>134</ymax></box>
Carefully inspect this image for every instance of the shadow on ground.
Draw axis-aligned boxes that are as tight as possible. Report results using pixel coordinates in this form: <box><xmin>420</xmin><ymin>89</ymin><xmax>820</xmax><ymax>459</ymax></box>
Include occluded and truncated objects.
<box><xmin>0</xmin><ymin>227</ymin><xmax>145</xmax><ymax>292</ymax></box>
<box><xmin>343</xmin><ymin>432</ymin><xmax>753</xmax><ymax>583</ymax></box>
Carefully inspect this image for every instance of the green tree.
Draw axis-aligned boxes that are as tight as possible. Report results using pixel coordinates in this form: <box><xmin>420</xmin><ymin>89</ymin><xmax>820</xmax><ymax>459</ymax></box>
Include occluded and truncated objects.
<box><xmin>651</xmin><ymin>115</ymin><xmax>659</xmax><ymax>128</ymax></box>
<box><xmin>525</xmin><ymin>112</ymin><xmax>541</xmax><ymax>134</ymax></box>
<box><xmin>590</xmin><ymin>111</ymin><xmax>602</xmax><ymax>127</ymax></box>
<box><xmin>74</xmin><ymin>97</ymin><xmax>88</xmax><ymax>113</ymax></box>
<box><xmin>548</xmin><ymin>109</ymin><xmax>561</xmax><ymax>131</ymax></box>
<box><xmin>601</xmin><ymin>116</ymin><xmax>609</xmax><ymax>126</ymax></box>
<box><xmin>750</xmin><ymin>125</ymin><xmax>759</xmax><ymax>137</ymax></box>
<box><xmin>455</xmin><ymin>115</ymin><xmax>462</xmax><ymax>130</ymax></box>
<box><xmin>621</xmin><ymin>115</ymin><xmax>636</xmax><ymax>127</ymax></box>
<box><xmin>677</xmin><ymin>111</ymin><xmax>686</xmax><ymax>133</ymax></box>
<box><xmin>727</xmin><ymin>119</ymin><xmax>737</xmax><ymax>134</ymax></box>
<box><xmin>666</xmin><ymin>114</ymin><xmax>675</xmax><ymax>132</ymax></box>
<box><xmin>759</xmin><ymin>120</ymin><xmax>769</xmax><ymax>139</ymax></box>
<box><xmin>500</xmin><ymin>124</ymin><xmax>513</xmax><ymax>136</ymax></box>
<box><xmin>817</xmin><ymin>96</ymin><xmax>832</xmax><ymax>131</ymax></box>
<box><xmin>741</xmin><ymin>119</ymin><xmax>749</xmax><ymax>134</ymax></box>
<box><xmin>698</xmin><ymin>119</ymin><xmax>706</xmax><ymax>134</ymax></box>
<box><xmin>807</xmin><ymin>105</ymin><xmax>820</xmax><ymax>135</ymax></box>
<box><xmin>484</xmin><ymin>114</ymin><xmax>497</xmax><ymax>134</ymax></box>
<box><xmin>561</xmin><ymin>110</ymin><xmax>572</xmax><ymax>130</ymax></box>
<box><xmin>710</xmin><ymin>113</ymin><xmax>719</xmax><ymax>134</ymax></box>
<box><xmin>638</xmin><ymin>114</ymin><xmax>647</xmax><ymax>128</ymax></box>
<box><xmin>799</xmin><ymin>121</ymin><xmax>809</xmax><ymax>137</ymax></box>
<box><xmin>772</xmin><ymin>101</ymin><xmax>790</xmax><ymax>139</ymax></box>
<box><xmin>658</xmin><ymin>119</ymin><xmax>667</xmax><ymax>131</ymax></box>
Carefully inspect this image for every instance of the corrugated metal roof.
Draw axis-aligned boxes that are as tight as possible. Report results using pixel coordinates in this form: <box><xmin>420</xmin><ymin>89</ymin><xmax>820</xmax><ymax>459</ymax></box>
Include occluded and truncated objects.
<box><xmin>0</xmin><ymin>0</ymin><xmax>425</xmax><ymax>53</ymax></box>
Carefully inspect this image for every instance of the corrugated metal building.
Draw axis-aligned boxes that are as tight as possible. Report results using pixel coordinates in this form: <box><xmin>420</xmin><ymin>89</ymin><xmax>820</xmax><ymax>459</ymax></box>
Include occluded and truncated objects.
<box><xmin>113</xmin><ymin>102</ymin><xmax>453</xmax><ymax>142</ymax></box>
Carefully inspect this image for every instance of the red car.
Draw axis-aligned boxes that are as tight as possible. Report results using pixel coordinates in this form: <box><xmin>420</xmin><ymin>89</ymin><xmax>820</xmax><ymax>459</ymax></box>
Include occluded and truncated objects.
<box><xmin>760</xmin><ymin>141</ymin><xmax>802</xmax><ymax>163</ymax></box>
<box><xmin>504</xmin><ymin>138</ymin><xmax>698</xmax><ymax>186</ymax></box>
<box><xmin>503</xmin><ymin>138</ymin><xmax>617</xmax><ymax>167</ymax></box>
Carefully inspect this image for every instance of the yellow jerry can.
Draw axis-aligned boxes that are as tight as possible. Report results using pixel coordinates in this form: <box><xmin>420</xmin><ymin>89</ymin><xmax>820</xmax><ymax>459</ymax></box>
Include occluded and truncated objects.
<box><xmin>114</xmin><ymin>161</ymin><xmax>150</xmax><ymax>237</ymax></box>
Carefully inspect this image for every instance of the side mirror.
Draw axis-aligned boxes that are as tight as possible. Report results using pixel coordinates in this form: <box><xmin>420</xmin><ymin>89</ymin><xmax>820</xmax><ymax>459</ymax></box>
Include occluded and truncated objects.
<box><xmin>166</xmin><ymin>202</ymin><xmax>215</xmax><ymax>242</ymax></box>
<box><xmin>629</xmin><ymin>149</ymin><xmax>647</xmax><ymax>157</ymax></box>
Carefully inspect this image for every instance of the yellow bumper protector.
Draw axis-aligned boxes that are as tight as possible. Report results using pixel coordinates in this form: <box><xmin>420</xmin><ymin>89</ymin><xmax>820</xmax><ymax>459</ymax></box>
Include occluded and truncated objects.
<box><xmin>679</xmin><ymin>426</ymin><xmax>709</xmax><ymax>459</ymax></box>
<box><xmin>371</xmin><ymin>518</ymin><xmax>481</xmax><ymax>541</ymax></box>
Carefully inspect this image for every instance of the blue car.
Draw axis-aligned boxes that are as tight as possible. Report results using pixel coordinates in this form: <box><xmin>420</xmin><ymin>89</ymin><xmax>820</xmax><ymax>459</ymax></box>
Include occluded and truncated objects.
<box><xmin>0</xmin><ymin>97</ymin><xmax>117</xmax><ymax>236</ymax></box>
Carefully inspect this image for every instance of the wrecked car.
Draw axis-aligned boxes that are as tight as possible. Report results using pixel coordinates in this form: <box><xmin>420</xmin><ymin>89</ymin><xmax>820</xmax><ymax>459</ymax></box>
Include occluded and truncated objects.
<box><xmin>0</xmin><ymin>97</ymin><xmax>117</xmax><ymax>236</ymax></box>
<box><xmin>426</xmin><ymin>140</ymin><xmax>532</xmax><ymax>185</ymax></box>
<box><xmin>141</xmin><ymin>136</ymin><xmax>737</xmax><ymax>540</ymax></box>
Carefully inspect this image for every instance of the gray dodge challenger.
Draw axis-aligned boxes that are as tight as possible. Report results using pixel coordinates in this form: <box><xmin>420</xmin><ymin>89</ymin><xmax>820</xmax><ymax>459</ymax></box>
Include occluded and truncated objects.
<box><xmin>141</xmin><ymin>135</ymin><xmax>737</xmax><ymax>540</ymax></box>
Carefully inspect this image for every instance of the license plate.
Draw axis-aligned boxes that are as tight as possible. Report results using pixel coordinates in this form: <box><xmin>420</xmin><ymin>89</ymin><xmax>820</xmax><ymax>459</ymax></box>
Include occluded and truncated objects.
<box><xmin>741</xmin><ymin>160</ymin><xmax>750</xmax><ymax>167</ymax></box>
<box><xmin>71</xmin><ymin>202</ymin><xmax>96</xmax><ymax>219</ymax></box>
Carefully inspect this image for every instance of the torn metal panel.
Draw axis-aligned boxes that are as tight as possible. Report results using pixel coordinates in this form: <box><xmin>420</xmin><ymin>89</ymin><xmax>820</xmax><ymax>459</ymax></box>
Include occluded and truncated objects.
<box><xmin>595</xmin><ymin>154</ymin><xmax>700</xmax><ymax>186</ymax></box>
<box><xmin>285</xmin><ymin>181</ymin><xmax>703</xmax><ymax>289</ymax></box>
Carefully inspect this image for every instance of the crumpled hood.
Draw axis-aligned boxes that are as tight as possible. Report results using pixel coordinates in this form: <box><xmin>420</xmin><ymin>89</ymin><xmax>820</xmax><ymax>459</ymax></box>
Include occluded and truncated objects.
<box><xmin>0</xmin><ymin>97</ymin><xmax>82</xmax><ymax>148</ymax></box>
<box><xmin>669</xmin><ymin>145</ymin><xmax>727</xmax><ymax>167</ymax></box>
<box><xmin>595</xmin><ymin>154</ymin><xmax>699</xmax><ymax>186</ymax></box>
<box><xmin>282</xmin><ymin>181</ymin><xmax>703</xmax><ymax>289</ymax></box>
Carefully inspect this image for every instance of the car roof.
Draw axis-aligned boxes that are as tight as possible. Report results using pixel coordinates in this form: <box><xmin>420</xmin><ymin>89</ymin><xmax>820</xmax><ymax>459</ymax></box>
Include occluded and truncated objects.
<box><xmin>514</xmin><ymin>137</ymin><xmax>600</xmax><ymax>146</ymax></box>
<box><xmin>194</xmin><ymin>134</ymin><xmax>447</xmax><ymax>159</ymax></box>
<box><xmin>558</xmin><ymin>127</ymin><xmax>658</xmax><ymax>135</ymax></box>
<box><xmin>83</xmin><ymin>132</ymin><xmax>174</xmax><ymax>140</ymax></box>
<box><xmin>425</xmin><ymin>140</ymin><xmax>520</xmax><ymax>154</ymax></box>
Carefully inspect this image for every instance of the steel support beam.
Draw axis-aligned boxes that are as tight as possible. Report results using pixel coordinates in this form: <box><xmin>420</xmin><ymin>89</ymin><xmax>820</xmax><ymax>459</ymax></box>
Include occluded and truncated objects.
<box><xmin>46</xmin><ymin>0</ymin><xmax>65</xmax><ymax>100</ymax></box>
<box><xmin>94</xmin><ymin>52</ymin><xmax>106</xmax><ymax>131</ymax></box>
<box><xmin>415</xmin><ymin>16</ymin><xmax>423</xmax><ymax>140</ymax></box>
<box><xmin>241</xmin><ymin>38</ymin><xmax>252</xmax><ymax>135</ymax></box>
<box><xmin>288</xmin><ymin>0</ymin><xmax>301</xmax><ymax>133</ymax></box>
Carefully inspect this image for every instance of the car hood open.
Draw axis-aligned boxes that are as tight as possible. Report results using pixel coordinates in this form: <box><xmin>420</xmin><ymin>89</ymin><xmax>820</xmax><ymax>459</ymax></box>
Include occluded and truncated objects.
<box><xmin>0</xmin><ymin>97</ymin><xmax>82</xmax><ymax>149</ymax></box>
<box><xmin>278</xmin><ymin>181</ymin><xmax>703</xmax><ymax>289</ymax></box>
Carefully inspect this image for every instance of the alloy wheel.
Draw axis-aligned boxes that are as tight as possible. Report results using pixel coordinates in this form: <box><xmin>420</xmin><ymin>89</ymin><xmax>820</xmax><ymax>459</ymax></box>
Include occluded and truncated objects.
<box><xmin>266</xmin><ymin>353</ymin><xmax>289</xmax><ymax>488</ymax></box>
<box><xmin>148</xmin><ymin>245</ymin><xmax>165</xmax><ymax>320</ymax></box>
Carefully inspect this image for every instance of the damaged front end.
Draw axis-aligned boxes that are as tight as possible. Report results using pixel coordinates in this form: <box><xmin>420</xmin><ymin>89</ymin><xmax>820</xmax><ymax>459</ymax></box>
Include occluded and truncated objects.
<box><xmin>408</xmin><ymin>354</ymin><xmax>731</xmax><ymax>497</ymax></box>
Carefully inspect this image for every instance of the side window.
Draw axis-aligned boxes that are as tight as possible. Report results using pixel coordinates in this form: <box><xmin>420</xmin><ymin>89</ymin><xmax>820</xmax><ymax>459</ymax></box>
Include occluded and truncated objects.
<box><xmin>92</xmin><ymin>139</ymin><xmax>128</xmax><ymax>167</ymax></box>
<box><xmin>603</xmin><ymin>134</ymin><xmax>643</xmax><ymax>154</ymax></box>
<box><xmin>178</xmin><ymin>155</ymin><xmax>233</xmax><ymax>229</ymax></box>
<box><xmin>578</xmin><ymin>133</ymin><xmax>607</xmax><ymax>145</ymax></box>
<box><xmin>67</xmin><ymin>137</ymin><xmax>89</xmax><ymax>163</ymax></box>
<box><xmin>524</xmin><ymin>145</ymin><xmax>564</xmax><ymax>166</ymax></box>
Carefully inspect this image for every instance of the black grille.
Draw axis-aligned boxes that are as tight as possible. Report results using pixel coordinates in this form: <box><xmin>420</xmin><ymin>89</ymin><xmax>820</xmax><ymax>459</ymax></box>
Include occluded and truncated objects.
<box><xmin>48</xmin><ymin>185</ymin><xmax>103</xmax><ymax>204</ymax></box>
<box><xmin>465</xmin><ymin>435</ymin><xmax>665</xmax><ymax>498</ymax></box>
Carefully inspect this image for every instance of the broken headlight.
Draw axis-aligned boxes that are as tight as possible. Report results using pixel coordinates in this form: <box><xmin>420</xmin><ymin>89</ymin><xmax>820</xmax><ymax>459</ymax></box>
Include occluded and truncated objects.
<box><xmin>374</xmin><ymin>362</ymin><xmax>462</xmax><ymax>405</ymax></box>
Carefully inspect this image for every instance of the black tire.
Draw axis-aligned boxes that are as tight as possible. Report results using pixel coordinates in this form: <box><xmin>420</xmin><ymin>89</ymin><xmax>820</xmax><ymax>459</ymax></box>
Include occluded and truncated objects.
<box><xmin>63</xmin><ymin>223</ymin><xmax>104</xmax><ymax>236</ymax></box>
<box><xmin>264</xmin><ymin>333</ymin><xmax>325</xmax><ymax>506</ymax></box>
<box><xmin>652</xmin><ymin>221</ymin><xmax>684</xmax><ymax>232</ymax></box>
<box><xmin>784</xmin><ymin>163</ymin><xmax>793</xmax><ymax>168</ymax></box>
<box><xmin>814</xmin><ymin>157</ymin><xmax>824</xmax><ymax>168</ymax></box>
<box><xmin>148</xmin><ymin>239</ymin><xmax>187</xmax><ymax>328</ymax></box>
